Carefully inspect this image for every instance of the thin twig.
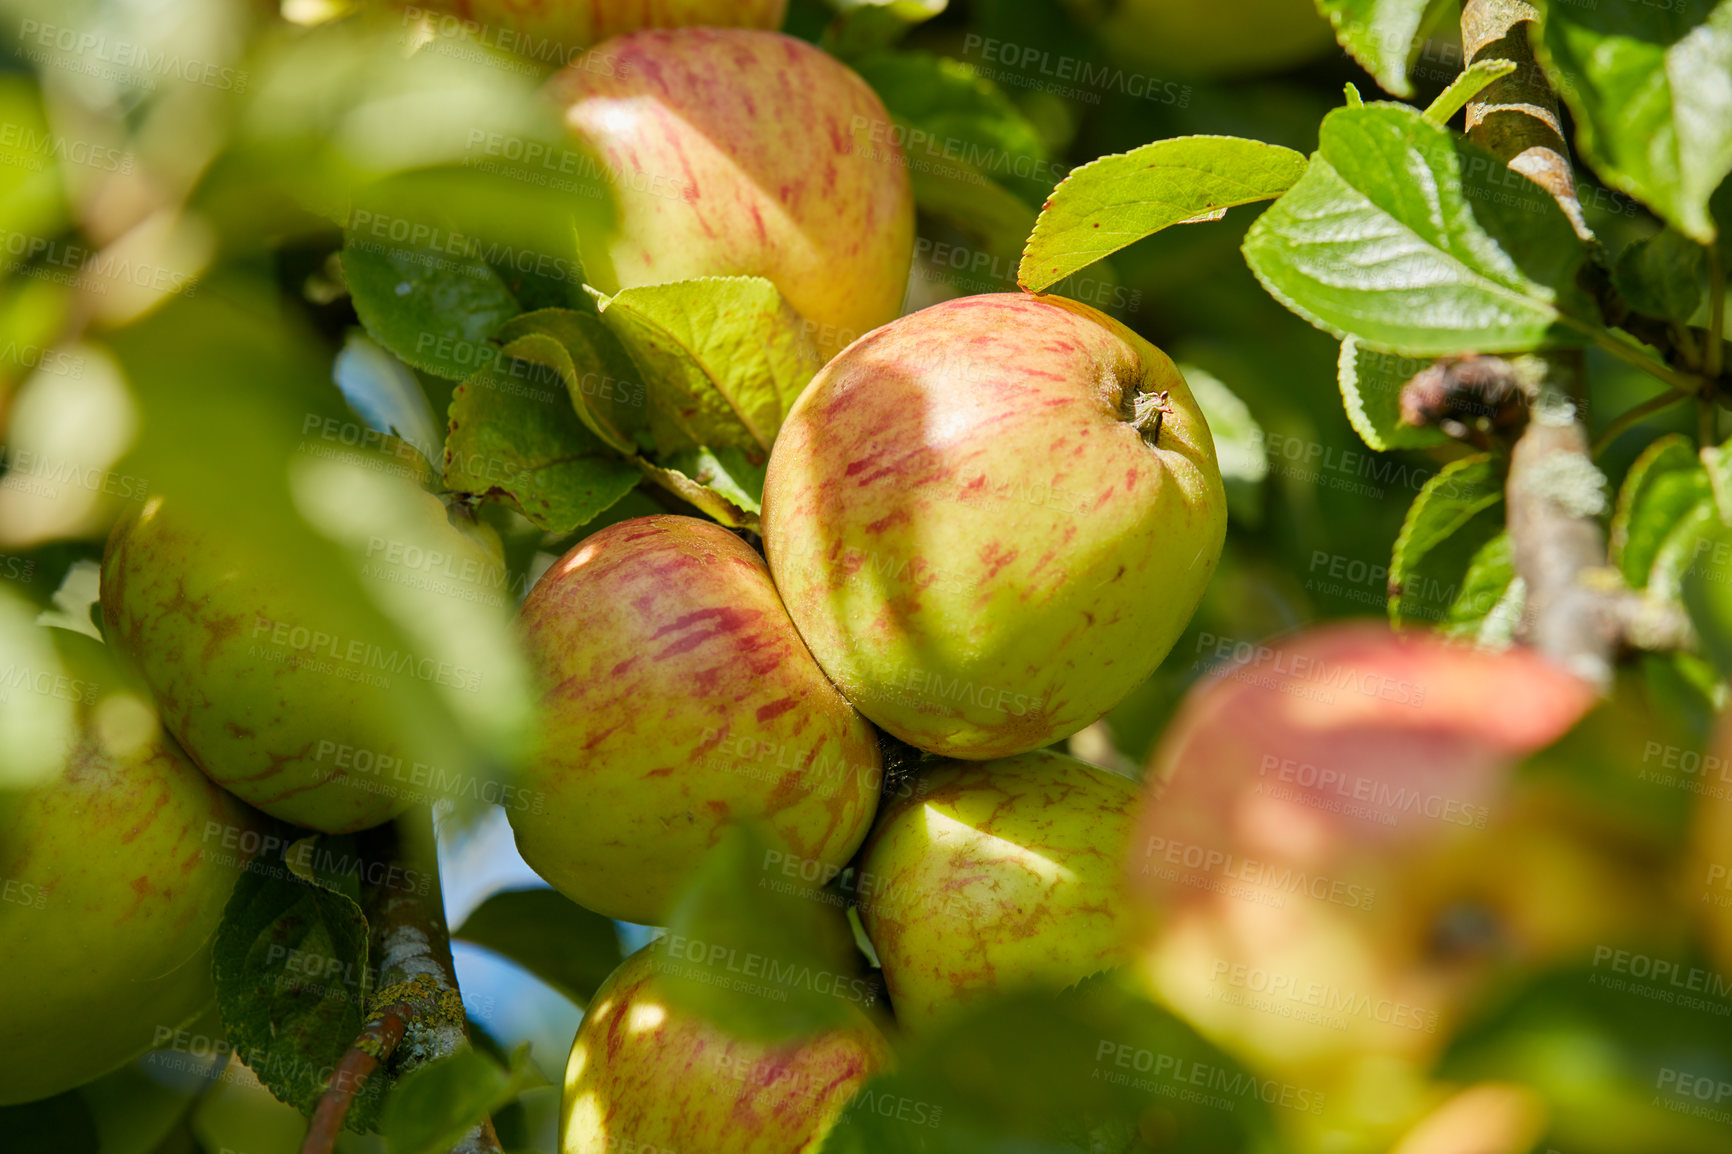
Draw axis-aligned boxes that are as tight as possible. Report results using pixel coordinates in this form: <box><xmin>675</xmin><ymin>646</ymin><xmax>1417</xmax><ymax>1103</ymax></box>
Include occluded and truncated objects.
<box><xmin>299</xmin><ymin>813</ymin><xmax>501</xmax><ymax>1154</ymax></box>
<box><xmin>1591</xmin><ymin>388</ymin><xmax>1693</xmax><ymax>457</ymax></box>
<box><xmin>1463</xmin><ymin>0</ymin><xmax>1620</xmax><ymax>687</ymax></box>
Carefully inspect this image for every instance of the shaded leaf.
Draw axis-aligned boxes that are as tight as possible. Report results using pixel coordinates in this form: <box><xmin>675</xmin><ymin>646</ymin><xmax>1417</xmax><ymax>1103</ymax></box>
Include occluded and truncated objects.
<box><xmin>454</xmin><ymin>888</ymin><xmax>622</xmax><ymax>1008</ymax></box>
<box><xmin>1337</xmin><ymin>338</ymin><xmax>1453</xmax><ymax>452</ymax></box>
<box><xmin>1389</xmin><ymin>453</ymin><xmax>1507</xmax><ymax>628</ymax></box>
<box><xmin>380</xmin><ymin>1045</ymin><xmax>546</xmax><ymax>1154</ymax></box>
<box><xmin>443</xmin><ymin>360</ymin><xmax>641</xmax><ymax>535</ymax></box>
<box><xmin>658</xmin><ymin>824</ymin><xmax>875</xmax><ymax>1042</ymax></box>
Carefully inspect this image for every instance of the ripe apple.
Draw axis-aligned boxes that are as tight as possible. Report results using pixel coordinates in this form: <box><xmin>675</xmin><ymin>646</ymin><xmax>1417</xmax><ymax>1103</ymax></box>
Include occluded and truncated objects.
<box><xmin>561</xmin><ymin>944</ymin><xmax>892</xmax><ymax>1153</ymax></box>
<box><xmin>1087</xmin><ymin>0</ymin><xmax>1337</xmax><ymax>78</ymax></box>
<box><xmin>856</xmin><ymin>749</ymin><xmax>1140</xmax><ymax>1036</ymax></box>
<box><xmin>0</xmin><ymin>641</ymin><xmax>261</xmax><ymax>1105</ymax></box>
<box><xmin>101</xmin><ymin>482</ymin><xmax>517</xmax><ymax>833</ymax></box>
<box><xmin>554</xmin><ymin>27</ymin><xmax>915</xmax><ymax>360</ymax></box>
<box><xmin>1130</xmin><ymin>623</ymin><xmax>1607</xmax><ymax>1147</ymax></box>
<box><xmin>509</xmin><ymin>515</ymin><xmax>882</xmax><ymax>924</ymax></box>
<box><xmin>399</xmin><ymin>0</ymin><xmax>786</xmax><ymax>58</ymax></box>
<box><xmin>761</xmin><ymin>292</ymin><xmax>1226</xmax><ymax>759</ymax></box>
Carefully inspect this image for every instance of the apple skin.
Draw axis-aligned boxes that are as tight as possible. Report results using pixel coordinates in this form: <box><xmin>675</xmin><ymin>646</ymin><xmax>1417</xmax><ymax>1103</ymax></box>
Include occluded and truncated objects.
<box><xmin>509</xmin><ymin>515</ymin><xmax>882</xmax><ymax>925</ymax></box>
<box><xmin>761</xmin><ymin>292</ymin><xmax>1226</xmax><ymax>759</ymax></box>
<box><xmin>401</xmin><ymin>0</ymin><xmax>786</xmax><ymax>56</ymax></box>
<box><xmin>0</xmin><ymin>713</ymin><xmax>260</xmax><ymax>1105</ymax></box>
<box><xmin>1092</xmin><ymin>0</ymin><xmax>1336</xmax><ymax>78</ymax></box>
<box><xmin>856</xmin><ymin>749</ymin><xmax>1139</xmax><ymax>1036</ymax></box>
<box><xmin>1130</xmin><ymin>623</ymin><xmax>1604</xmax><ymax>1149</ymax></box>
<box><xmin>100</xmin><ymin>491</ymin><xmax>508</xmax><ymax>833</ymax></box>
<box><xmin>554</xmin><ymin>28</ymin><xmax>915</xmax><ymax>360</ymax></box>
<box><xmin>561</xmin><ymin>945</ymin><xmax>892</xmax><ymax>1153</ymax></box>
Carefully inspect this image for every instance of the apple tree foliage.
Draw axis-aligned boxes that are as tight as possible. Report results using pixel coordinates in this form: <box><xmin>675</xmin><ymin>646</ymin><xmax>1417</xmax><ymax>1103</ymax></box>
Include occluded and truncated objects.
<box><xmin>1</xmin><ymin>0</ymin><xmax>1731</xmax><ymax>1151</ymax></box>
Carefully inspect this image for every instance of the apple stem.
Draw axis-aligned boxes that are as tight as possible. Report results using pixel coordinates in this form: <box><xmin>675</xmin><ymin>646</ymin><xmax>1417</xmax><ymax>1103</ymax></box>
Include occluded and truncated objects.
<box><xmin>1128</xmin><ymin>388</ymin><xmax>1171</xmax><ymax>446</ymax></box>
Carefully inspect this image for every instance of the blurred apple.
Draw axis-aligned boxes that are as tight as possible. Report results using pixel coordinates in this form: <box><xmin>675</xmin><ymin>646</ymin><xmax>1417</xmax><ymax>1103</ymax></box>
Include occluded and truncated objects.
<box><xmin>857</xmin><ymin>750</ymin><xmax>1140</xmax><ymax>1035</ymax></box>
<box><xmin>762</xmin><ymin>293</ymin><xmax>1226</xmax><ymax>759</ymax></box>
<box><xmin>1130</xmin><ymin>623</ymin><xmax>1607</xmax><ymax>1148</ymax></box>
<box><xmin>554</xmin><ymin>27</ymin><xmax>915</xmax><ymax>359</ymax></box>
<box><xmin>561</xmin><ymin>944</ymin><xmax>891</xmax><ymax>1153</ymax></box>
<box><xmin>101</xmin><ymin>465</ymin><xmax>527</xmax><ymax>833</ymax></box>
<box><xmin>1076</xmin><ymin>0</ymin><xmax>1337</xmax><ymax>78</ymax></box>
<box><xmin>397</xmin><ymin>0</ymin><xmax>785</xmax><ymax>61</ymax></box>
<box><xmin>510</xmin><ymin>515</ymin><xmax>881</xmax><ymax>924</ymax></box>
<box><xmin>0</xmin><ymin>636</ymin><xmax>261</xmax><ymax>1105</ymax></box>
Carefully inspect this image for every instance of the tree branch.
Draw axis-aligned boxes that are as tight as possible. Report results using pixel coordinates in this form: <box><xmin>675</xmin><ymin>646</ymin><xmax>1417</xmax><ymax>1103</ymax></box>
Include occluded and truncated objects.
<box><xmin>1461</xmin><ymin>0</ymin><xmax>1622</xmax><ymax>688</ymax></box>
<box><xmin>300</xmin><ymin>811</ymin><xmax>501</xmax><ymax>1154</ymax></box>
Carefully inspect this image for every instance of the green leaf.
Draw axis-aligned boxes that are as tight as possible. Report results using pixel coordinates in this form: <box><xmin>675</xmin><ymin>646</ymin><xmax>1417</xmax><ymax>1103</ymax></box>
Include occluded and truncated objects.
<box><xmin>1316</xmin><ymin>0</ymin><xmax>1446</xmax><ymax>97</ymax></box>
<box><xmin>454</xmin><ymin>889</ymin><xmax>622</xmax><ymax>1008</ymax></box>
<box><xmin>213</xmin><ymin>849</ymin><xmax>378</xmax><ymax>1127</ymax></box>
<box><xmin>1423</xmin><ymin>58</ymin><xmax>1518</xmax><ymax>125</ymax></box>
<box><xmin>1017</xmin><ymin>136</ymin><xmax>1308</xmax><ymax>293</ymax></box>
<box><xmin>658</xmin><ymin>824</ymin><xmax>875</xmax><ymax>1042</ymax></box>
<box><xmin>342</xmin><ymin>232</ymin><xmax>522</xmax><ymax>383</ymax></box>
<box><xmin>332</xmin><ymin>333</ymin><xmax>441</xmax><ymax>467</ymax></box>
<box><xmin>1612</xmin><ymin>229</ymin><xmax>1709</xmax><ymax>323</ymax></box>
<box><xmin>589</xmin><ymin>277</ymin><xmax>821</xmax><ymax>455</ymax></box>
<box><xmin>1179</xmin><ymin>365</ymin><xmax>1267</xmax><ymax>529</ymax></box>
<box><xmin>663</xmin><ymin>446</ymin><xmax>769</xmax><ymax>516</ymax></box>
<box><xmin>443</xmin><ymin>359</ymin><xmax>641</xmax><ymax>535</ymax></box>
<box><xmin>1538</xmin><ymin>0</ymin><xmax>1732</xmax><ymax>243</ymax></box>
<box><xmin>820</xmin><ymin>977</ymin><xmax>1279</xmax><ymax>1153</ymax></box>
<box><xmin>1389</xmin><ymin>453</ymin><xmax>1508</xmax><ymax>627</ymax></box>
<box><xmin>495</xmin><ymin>309</ymin><xmax>650</xmax><ymax>454</ymax></box>
<box><xmin>380</xmin><ymin>1045</ymin><xmax>546</xmax><ymax>1154</ymax></box>
<box><xmin>633</xmin><ymin>456</ymin><xmax>761</xmax><ymax>531</ymax></box>
<box><xmin>1610</xmin><ymin>433</ymin><xmax>1711</xmax><ymax>587</ymax></box>
<box><xmin>1242</xmin><ymin>103</ymin><xmax>1593</xmax><ymax>355</ymax></box>
<box><xmin>1684</xmin><ymin>521</ymin><xmax>1732</xmax><ymax>679</ymax></box>
<box><xmin>1337</xmin><ymin>338</ymin><xmax>1453</xmax><ymax>452</ymax></box>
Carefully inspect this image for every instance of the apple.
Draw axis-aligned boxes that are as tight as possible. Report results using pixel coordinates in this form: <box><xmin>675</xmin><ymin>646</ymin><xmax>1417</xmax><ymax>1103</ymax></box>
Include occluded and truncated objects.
<box><xmin>100</xmin><ymin>482</ymin><xmax>517</xmax><ymax>834</ymax></box>
<box><xmin>1130</xmin><ymin>623</ymin><xmax>1605</xmax><ymax>1148</ymax></box>
<box><xmin>761</xmin><ymin>292</ymin><xmax>1227</xmax><ymax>759</ymax></box>
<box><xmin>561</xmin><ymin>944</ymin><xmax>892</xmax><ymax>1153</ymax></box>
<box><xmin>396</xmin><ymin>0</ymin><xmax>786</xmax><ymax>60</ymax></box>
<box><xmin>509</xmin><ymin>515</ymin><xmax>882</xmax><ymax>925</ymax></box>
<box><xmin>856</xmin><ymin>749</ymin><xmax>1139</xmax><ymax>1036</ymax></box>
<box><xmin>554</xmin><ymin>27</ymin><xmax>916</xmax><ymax>360</ymax></box>
<box><xmin>1085</xmin><ymin>0</ymin><xmax>1337</xmax><ymax>79</ymax></box>
<box><xmin>0</xmin><ymin>646</ymin><xmax>261</xmax><ymax>1105</ymax></box>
